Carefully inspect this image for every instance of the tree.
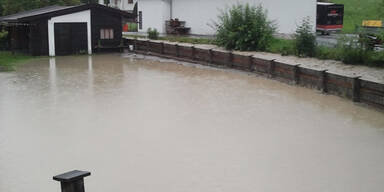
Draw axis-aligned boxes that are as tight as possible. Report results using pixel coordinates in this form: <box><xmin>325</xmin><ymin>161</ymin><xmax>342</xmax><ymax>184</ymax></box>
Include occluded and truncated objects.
<box><xmin>1</xmin><ymin>0</ymin><xmax>84</xmax><ymax>15</ymax></box>
<box><xmin>81</xmin><ymin>0</ymin><xmax>98</xmax><ymax>3</ymax></box>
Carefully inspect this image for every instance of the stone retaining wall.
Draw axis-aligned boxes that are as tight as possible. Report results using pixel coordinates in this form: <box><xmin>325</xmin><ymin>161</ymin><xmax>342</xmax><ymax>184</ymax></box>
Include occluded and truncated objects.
<box><xmin>127</xmin><ymin>38</ymin><xmax>384</xmax><ymax>110</ymax></box>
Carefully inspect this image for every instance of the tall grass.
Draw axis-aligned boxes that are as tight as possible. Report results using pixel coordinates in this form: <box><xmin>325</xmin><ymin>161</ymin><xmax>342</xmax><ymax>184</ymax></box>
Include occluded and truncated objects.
<box><xmin>330</xmin><ymin>0</ymin><xmax>384</xmax><ymax>33</ymax></box>
<box><xmin>0</xmin><ymin>51</ymin><xmax>32</xmax><ymax>71</ymax></box>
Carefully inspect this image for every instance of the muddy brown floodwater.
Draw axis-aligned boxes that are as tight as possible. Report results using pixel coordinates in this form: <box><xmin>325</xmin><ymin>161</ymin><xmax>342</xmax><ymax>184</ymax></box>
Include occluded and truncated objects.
<box><xmin>0</xmin><ymin>54</ymin><xmax>384</xmax><ymax>192</ymax></box>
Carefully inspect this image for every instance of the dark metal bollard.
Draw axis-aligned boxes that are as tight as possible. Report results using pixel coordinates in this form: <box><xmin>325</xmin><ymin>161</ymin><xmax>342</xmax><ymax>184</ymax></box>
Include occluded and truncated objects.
<box><xmin>352</xmin><ymin>76</ymin><xmax>361</xmax><ymax>102</ymax></box>
<box><xmin>293</xmin><ymin>64</ymin><xmax>300</xmax><ymax>85</ymax></box>
<box><xmin>268</xmin><ymin>59</ymin><xmax>276</xmax><ymax>78</ymax></box>
<box><xmin>319</xmin><ymin>70</ymin><xmax>328</xmax><ymax>93</ymax></box>
<box><xmin>53</xmin><ymin>170</ymin><xmax>91</xmax><ymax>192</ymax></box>
<box><xmin>227</xmin><ymin>52</ymin><xmax>234</xmax><ymax>68</ymax></box>
<box><xmin>248</xmin><ymin>55</ymin><xmax>254</xmax><ymax>72</ymax></box>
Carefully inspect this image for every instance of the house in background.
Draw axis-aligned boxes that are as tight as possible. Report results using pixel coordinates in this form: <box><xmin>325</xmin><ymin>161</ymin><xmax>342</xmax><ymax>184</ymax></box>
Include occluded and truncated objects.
<box><xmin>99</xmin><ymin>0</ymin><xmax>137</xmax><ymax>11</ymax></box>
<box><xmin>99</xmin><ymin>0</ymin><xmax>317</xmax><ymax>35</ymax></box>
<box><xmin>0</xmin><ymin>3</ymin><xmax>135</xmax><ymax>56</ymax></box>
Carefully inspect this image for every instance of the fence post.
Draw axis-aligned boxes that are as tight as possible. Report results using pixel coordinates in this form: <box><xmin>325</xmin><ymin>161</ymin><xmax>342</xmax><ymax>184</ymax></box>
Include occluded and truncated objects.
<box><xmin>227</xmin><ymin>52</ymin><xmax>233</xmax><ymax>68</ymax></box>
<box><xmin>319</xmin><ymin>70</ymin><xmax>328</xmax><ymax>93</ymax></box>
<box><xmin>175</xmin><ymin>44</ymin><xmax>180</xmax><ymax>57</ymax></box>
<box><xmin>209</xmin><ymin>49</ymin><xmax>213</xmax><ymax>64</ymax></box>
<box><xmin>146</xmin><ymin>40</ymin><xmax>150</xmax><ymax>52</ymax></box>
<box><xmin>352</xmin><ymin>76</ymin><xmax>361</xmax><ymax>102</ymax></box>
<box><xmin>248</xmin><ymin>55</ymin><xmax>254</xmax><ymax>72</ymax></box>
<box><xmin>160</xmin><ymin>42</ymin><xmax>164</xmax><ymax>54</ymax></box>
<box><xmin>191</xmin><ymin>46</ymin><xmax>196</xmax><ymax>60</ymax></box>
<box><xmin>133</xmin><ymin>39</ymin><xmax>137</xmax><ymax>52</ymax></box>
<box><xmin>268</xmin><ymin>59</ymin><xmax>276</xmax><ymax>78</ymax></box>
<box><xmin>53</xmin><ymin>170</ymin><xmax>91</xmax><ymax>192</ymax></box>
<box><xmin>293</xmin><ymin>64</ymin><xmax>300</xmax><ymax>84</ymax></box>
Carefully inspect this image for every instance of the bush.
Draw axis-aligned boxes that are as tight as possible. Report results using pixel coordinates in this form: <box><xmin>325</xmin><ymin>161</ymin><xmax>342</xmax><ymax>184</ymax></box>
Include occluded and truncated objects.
<box><xmin>294</xmin><ymin>17</ymin><xmax>316</xmax><ymax>57</ymax></box>
<box><xmin>369</xmin><ymin>51</ymin><xmax>384</xmax><ymax>67</ymax></box>
<box><xmin>337</xmin><ymin>35</ymin><xmax>371</xmax><ymax>65</ymax></box>
<box><xmin>147</xmin><ymin>28</ymin><xmax>159</xmax><ymax>40</ymax></box>
<box><xmin>315</xmin><ymin>46</ymin><xmax>341</xmax><ymax>60</ymax></box>
<box><xmin>0</xmin><ymin>30</ymin><xmax>8</xmax><ymax>50</ymax></box>
<box><xmin>214</xmin><ymin>3</ymin><xmax>276</xmax><ymax>51</ymax></box>
<box><xmin>267</xmin><ymin>38</ymin><xmax>295</xmax><ymax>56</ymax></box>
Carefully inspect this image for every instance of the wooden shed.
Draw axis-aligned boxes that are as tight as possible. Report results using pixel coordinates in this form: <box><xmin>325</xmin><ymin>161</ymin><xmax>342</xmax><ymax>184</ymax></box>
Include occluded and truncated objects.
<box><xmin>0</xmin><ymin>3</ymin><xmax>136</xmax><ymax>56</ymax></box>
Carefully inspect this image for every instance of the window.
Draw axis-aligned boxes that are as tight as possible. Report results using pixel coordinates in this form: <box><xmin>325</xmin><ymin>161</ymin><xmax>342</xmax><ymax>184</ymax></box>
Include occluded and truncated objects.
<box><xmin>128</xmin><ymin>0</ymin><xmax>133</xmax><ymax>4</ymax></box>
<box><xmin>100</xmin><ymin>29</ymin><xmax>114</xmax><ymax>39</ymax></box>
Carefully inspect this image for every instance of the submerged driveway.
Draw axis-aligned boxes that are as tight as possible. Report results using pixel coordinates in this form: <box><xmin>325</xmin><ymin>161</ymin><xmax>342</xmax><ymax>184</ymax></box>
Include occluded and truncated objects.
<box><xmin>0</xmin><ymin>54</ymin><xmax>384</xmax><ymax>192</ymax></box>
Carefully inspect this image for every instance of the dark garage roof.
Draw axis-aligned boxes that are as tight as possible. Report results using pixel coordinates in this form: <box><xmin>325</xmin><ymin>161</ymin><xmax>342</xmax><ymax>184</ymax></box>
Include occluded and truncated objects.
<box><xmin>0</xmin><ymin>3</ymin><xmax>134</xmax><ymax>23</ymax></box>
<box><xmin>0</xmin><ymin>5</ymin><xmax>71</xmax><ymax>22</ymax></box>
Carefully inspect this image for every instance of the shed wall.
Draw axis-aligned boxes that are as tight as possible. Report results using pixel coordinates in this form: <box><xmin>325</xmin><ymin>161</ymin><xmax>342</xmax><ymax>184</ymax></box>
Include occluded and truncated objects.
<box><xmin>91</xmin><ymin>7</ymin><xmax>123</xmax><ymax>48</ymax></box>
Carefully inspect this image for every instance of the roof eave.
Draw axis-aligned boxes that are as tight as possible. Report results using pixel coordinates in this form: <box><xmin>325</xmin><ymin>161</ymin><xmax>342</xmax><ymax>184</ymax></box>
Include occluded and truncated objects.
<box><xmin>18</xmin><ymin>3</ymin><xmax>135</xmax><ymax>22</ymax></box>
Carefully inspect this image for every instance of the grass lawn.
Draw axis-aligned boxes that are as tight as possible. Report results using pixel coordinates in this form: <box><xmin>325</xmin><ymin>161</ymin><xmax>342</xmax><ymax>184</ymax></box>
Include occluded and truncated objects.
<box><xmin>330</xmin><ymin>0</ymin><xmax>384</xmax><ymax>33</ymax></box>
<box><xmin>124</xmin><ymin>34</ymin><xmax>216</xmax><ymax>45</ymax></box>
<box><xmin>0</xmin><ymin>51</ymin><xmax>33</xmax><ymax>71</ymax></box>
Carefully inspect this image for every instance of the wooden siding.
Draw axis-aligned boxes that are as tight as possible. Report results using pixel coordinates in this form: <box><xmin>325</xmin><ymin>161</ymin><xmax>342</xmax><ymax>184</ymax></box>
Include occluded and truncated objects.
<box><xmin>91</xmin><ymin>7</ymin><xmax>123</xmax><ymax>49</ymax></box>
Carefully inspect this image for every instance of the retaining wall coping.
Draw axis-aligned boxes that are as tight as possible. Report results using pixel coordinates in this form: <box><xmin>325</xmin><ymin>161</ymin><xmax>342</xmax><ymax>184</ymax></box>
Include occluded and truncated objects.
<box><xmin>232</xmin><ymin>51</ymin><xmax>255</xmax><ymax>57</ymax></box>
<box><xmin>211</xmin><ymin>49</ymin><xmax>231</xmax><ymax>53</ymax></box>
<box><xmin>326</xmin><ymin>70</ymin><xmax>360</xmax><ymax>79</ymax></box>
<box><xmin>359</xmin><ymin>77</ymin><xmax>383</xmax><ymax>84</ymax></box>
<box><xmin>193</xmin><ymin>44</ymin><xmax>216</xmax><ymax>50</ymax></box>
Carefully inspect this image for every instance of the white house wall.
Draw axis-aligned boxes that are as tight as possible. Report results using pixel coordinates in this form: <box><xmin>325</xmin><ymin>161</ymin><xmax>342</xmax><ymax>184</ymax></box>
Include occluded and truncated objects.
<box><xmin>48</xmin><ymin>10</ymin><xmax>92</xmax><ymax>56</ymax></box>
<box><xmin>140</xmin><ymin>0</ymin><xmax>316</xmax><ymax>35</ymax></box>
<box><xmin>138</xmin><ymin>0</ymin><xmax>170</xmax><ymax>34</ymax></box>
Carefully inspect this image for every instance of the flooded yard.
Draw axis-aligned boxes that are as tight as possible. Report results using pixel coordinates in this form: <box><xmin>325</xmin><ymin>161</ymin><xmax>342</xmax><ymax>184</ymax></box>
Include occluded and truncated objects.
<box><xmin>0</xmin><ymin>54</ymin><xmax>384</xmax><ymax>192</ymax></box>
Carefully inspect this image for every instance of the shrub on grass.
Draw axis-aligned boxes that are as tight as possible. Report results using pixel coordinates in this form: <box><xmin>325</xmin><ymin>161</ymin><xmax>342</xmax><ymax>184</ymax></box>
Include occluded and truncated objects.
<box><xmin>147</xmin><ymin>28</ymin><xmax>159</xmax><ymax>40</ymax></box>
<box><xmin>0</xmin><ymin>30</ymin><xmax>8</xmax><ymax>50</ymax></box>
<box><xmin>214</xmin><ymin>3</ymin><xmax>276</xmax><ymax>51</ymax></box>
<box><xmin>294</xmin><ymin>17</ymin><xmax>316</xmax><ymax>57</ymax></box>
<box><xmin>337</xmin><ymin>35</ymin><xmax>371</xmax><ymax>65</ymax></box>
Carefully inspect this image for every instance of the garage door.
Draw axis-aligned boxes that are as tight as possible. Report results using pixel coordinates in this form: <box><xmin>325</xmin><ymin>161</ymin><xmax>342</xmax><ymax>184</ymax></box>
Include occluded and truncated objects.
<box><xmin>54</xmin><ymin>23</ymin><xmax>87</xmax><ymax>56</ymax></box>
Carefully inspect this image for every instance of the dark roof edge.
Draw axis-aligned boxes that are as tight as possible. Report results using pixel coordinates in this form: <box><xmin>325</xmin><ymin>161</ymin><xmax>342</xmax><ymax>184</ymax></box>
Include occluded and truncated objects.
<box><xmin>0</xmin><ymin>5</ymin><xmax>69</xmax><ymax>22</ymax></box>
<box><xmin>18</xmin><ymin>3</ymin><xmax>135</xmax><ymax>22</ymax></box>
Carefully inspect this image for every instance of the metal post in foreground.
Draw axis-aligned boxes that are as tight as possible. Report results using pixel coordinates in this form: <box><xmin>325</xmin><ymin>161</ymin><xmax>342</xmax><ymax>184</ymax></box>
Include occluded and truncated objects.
<box><xmin>53</xmin><ymin>170</ymin><xmax>91</xmax><ymax>192</ymax></box>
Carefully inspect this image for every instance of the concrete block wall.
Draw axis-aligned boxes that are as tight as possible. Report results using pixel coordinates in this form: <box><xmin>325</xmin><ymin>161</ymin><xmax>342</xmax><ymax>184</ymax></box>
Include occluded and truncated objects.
<box><xmin>128</xmin><ymin>38</ymin><xmax>384</xmax><ymax>110</ymax></box>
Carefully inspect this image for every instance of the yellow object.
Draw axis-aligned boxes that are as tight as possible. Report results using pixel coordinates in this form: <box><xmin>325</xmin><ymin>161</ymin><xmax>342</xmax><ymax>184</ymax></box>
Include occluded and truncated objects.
<box><xmin>362</xmin><ymin>20</ymin><xmax>383</xmax><ymax>27</ymax></box>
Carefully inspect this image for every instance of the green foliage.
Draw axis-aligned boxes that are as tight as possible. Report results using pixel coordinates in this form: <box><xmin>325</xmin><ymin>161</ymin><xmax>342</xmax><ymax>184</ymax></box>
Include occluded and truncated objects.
<box><xmin>330</xmin><ymin>0</ymin><xmax>384</xmax><ymax>33</ymax></box>
<box><xmin>0</xmin><ymin>0</ymin><xmax>97</xmax><ymax>16</ymax></box>
<box><xmin>315</xmin><ymin>46</ymin><xmax>341</xmax><ymax>60</ymax></box>
<box><xmin>267</xmin><ymin>38</ymin><xmax>295</xmax><ymax>56</ymax></box>
<box><xmin>215</xmin><ymin>3</ymin><xmax>276</xmax><ymax>51</ymax></box>
<box><xmin>379</xmin><ymin>0</ymin><xmax>384</xmax><ymax>18</ymax></box>
<box><xmin>0</xmin><ymin>51</ymin><xmax>32</xmax><ymax>71</ymax></box>
<box><xmin>147</xmin><ymin>28</ymin><xmax>159</xmax><ymax>40</ymax></box>
<box><xmin>124</xmin><ymin>34</ymin><xmax>215</xmax><ymax>45</ymax></box>
<box><xmin>336</xmin><ymin>35</ymin><xmax>375</xmax><ymax>65</ymax></box>
<box><xmin>368</xmin><ymin>51</ymin><xmax>384</xmax><ymax>66</ymax></box>
<box><xmin>294</xmin><ymin>17</ymin><xmax>317</xmax><ymax>57</ymax></box>
<box><xmin>159</xmin><ymin>36</ymin><xmax>215</xmax><ymax>45</ymax></box>
<box><xmin>0</xmin><ymin>30</ymin><xmax>8</xmax><ymax>39</ymax></box>
<box><xmin>128</xmin><ymin>23</ymin><xmax>138</xmax><ymax>32</ymax></box>
<box><xmin>0</xmin><ymin>30</ymin><xmax>8</xmax><ymax>50</ymax></box>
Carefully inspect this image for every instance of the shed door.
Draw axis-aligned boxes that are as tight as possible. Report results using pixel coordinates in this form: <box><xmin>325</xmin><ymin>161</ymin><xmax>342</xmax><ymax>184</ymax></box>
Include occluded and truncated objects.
<box><xmin>54</xmin><ymin>23</ymin><xmax>87</xmax><ymax>56</ymax></box>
